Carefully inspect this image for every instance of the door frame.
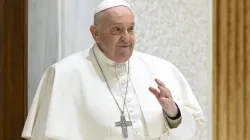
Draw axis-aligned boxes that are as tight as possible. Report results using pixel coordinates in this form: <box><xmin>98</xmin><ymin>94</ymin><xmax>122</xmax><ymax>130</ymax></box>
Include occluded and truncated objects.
<box><xmin>0</xmin><ymin>0</ymin><xmax>28</xmax><ymax>139</ymax></box>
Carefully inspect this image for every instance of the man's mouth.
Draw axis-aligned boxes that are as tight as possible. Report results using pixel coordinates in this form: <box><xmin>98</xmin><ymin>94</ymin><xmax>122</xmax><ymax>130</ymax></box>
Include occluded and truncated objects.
<box><xmin>119</xmin><ymin>45</ymin><xmax>130</xmax><ymax>48</ymax></box>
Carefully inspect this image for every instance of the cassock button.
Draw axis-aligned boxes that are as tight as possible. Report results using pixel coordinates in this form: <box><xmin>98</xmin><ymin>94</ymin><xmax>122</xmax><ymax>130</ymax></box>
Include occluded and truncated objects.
<box><xmin>119</xmin><ymin>72</ymin><xmax>124</xmax><ymax>76</ymax></box>
<box><xmin>121</xmin><ymin>80</ymin><xmax>126</xmax><ymax>86</ymax></box>
<box><xmin>135</xmin><ymin>129</ymin><xmax>139</xmax><ymax>134</ymax></box>
<box><xmin>127</xmin><ymin>99</ymin><xmax>131</xmax><ymax>103</ymax></box>
<box><xmin>116</xmin><ymin>64</ymin><xmax>123</xmax><ymax>68</ymax></box>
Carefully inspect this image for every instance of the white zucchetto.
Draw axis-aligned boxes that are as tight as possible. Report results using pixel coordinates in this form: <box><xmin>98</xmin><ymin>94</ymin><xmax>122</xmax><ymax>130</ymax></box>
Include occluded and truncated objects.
<box><xmin>94</xmin><ymin>0</ymin><xmax>132</xmax><ymax>14</ymax></box>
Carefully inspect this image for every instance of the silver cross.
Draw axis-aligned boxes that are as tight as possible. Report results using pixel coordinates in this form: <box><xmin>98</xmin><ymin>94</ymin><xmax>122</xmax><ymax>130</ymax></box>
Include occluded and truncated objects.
<box><xmin>115</xmin><ymin>115</ymin><xmax>132</xmax><ymax>138</ymax></box>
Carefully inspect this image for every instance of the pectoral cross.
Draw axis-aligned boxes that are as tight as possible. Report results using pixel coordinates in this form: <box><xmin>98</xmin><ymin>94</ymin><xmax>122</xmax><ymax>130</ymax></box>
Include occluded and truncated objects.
<box><xmin>115</xmin><ymin>115</ymin><xmax>132</xmax><ymax>138</ymax></box>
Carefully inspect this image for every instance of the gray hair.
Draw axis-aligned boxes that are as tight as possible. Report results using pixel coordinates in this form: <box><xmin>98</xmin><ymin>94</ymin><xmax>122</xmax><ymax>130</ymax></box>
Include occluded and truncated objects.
<box><xmin>94</xmin><ymin>12</ymin><xmax>101</xmax><ymax>25</ymax></box>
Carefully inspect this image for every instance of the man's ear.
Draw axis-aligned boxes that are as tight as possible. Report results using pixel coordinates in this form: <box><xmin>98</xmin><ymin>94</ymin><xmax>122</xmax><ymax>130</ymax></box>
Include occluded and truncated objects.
<box><xmin>90</xmin><ymin>25</ymin><xmax>100</xmax><ymax>43</ymax></box>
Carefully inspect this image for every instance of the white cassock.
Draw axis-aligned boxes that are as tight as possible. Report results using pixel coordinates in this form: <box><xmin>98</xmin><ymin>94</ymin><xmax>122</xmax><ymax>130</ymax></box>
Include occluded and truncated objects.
<box><xmin>22</xmin><ymin>44</ymin><xmax>206</xmax><ymax>140</ymax></box>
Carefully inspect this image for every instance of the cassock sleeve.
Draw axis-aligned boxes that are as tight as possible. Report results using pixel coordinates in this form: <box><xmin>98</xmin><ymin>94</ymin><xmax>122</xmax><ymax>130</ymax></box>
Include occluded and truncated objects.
<box><xmin>165</xmin><ymin>64</ymin><xmax>207</xmax><ymax>139</ymax></box>
<box><xmin>164</xmin><ymin>104</ymin><xmax>182</xmax><ymax>128</ymax></box>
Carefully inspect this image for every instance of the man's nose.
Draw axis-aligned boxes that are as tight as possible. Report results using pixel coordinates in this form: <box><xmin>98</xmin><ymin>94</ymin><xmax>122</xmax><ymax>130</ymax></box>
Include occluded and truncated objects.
<box><xmin>121</xmin><ymin>31</ymin><xmax>130</xmax><ymax>42</ymax></box>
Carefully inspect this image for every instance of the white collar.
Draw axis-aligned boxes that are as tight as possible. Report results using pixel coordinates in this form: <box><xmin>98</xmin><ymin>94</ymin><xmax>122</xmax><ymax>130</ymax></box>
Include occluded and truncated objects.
<box><xmin>92</xmin><ymin>44</ymin><xmax>129</xmax><ymax>69</ymax></box>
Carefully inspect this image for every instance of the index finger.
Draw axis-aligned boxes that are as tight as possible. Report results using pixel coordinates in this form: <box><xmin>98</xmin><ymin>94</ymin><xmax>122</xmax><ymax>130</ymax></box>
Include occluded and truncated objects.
<box><xmin>155</xmin><ymin>78</ymin><xmax>166</xmax><ymax>88</ymax></box>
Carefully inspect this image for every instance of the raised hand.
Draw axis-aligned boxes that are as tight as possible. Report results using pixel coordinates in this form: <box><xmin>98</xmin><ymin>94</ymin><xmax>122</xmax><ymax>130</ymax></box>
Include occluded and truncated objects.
<box><xmin>149</xmin><ymin>78</ymin><xmax>178</xmax><ymax>117</ymax></box>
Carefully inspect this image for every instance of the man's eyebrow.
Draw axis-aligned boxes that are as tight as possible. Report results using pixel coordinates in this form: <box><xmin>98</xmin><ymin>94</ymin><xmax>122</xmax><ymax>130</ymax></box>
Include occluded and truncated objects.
<box><xmin>109</xmin><ymin>23</ymin><xmax>122</xmax><ymax>26</ymax></box>
<box><xmin>109</xmin><ymin>22</ymin><xmax>135</xmax><ymax>27</ymax></box>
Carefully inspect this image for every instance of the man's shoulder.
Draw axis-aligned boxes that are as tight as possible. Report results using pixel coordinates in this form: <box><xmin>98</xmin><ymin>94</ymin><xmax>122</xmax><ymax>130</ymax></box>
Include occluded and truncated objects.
<box><xmin>133</xmin><ymin>50</ymin><xmax>174</xmax><ymax>67</ymax></box>
<box><xmin>133</xmin><ymin>50</ymin><xmax>184</xmax><ymax>80</ymax></box>
<box><xmin>51</xmin><ymin>48</ymin><xmax>91</xmax><ymax>68</ymax></box>
<box><xmin>44</xmin><ymin>47</ymin><xmax>92</xmax><ymax>76</ymax></box>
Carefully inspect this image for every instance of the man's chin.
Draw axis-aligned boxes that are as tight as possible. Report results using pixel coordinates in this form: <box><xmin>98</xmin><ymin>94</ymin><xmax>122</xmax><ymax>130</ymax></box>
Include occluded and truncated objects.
<box><xmin>114</xmin><ymin>48</ymin><xmax>133</xmax><ymax>63</ymax></box>
<box><xmin>115</xmin><ymin>55</ymin><xmax>132</xmax><ymax>63</ymax></box>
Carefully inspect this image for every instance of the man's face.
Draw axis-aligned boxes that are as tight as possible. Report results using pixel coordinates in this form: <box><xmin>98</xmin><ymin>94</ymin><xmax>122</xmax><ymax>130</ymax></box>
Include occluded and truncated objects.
<box><xmin>92</xmin><ymin>6</ymin><xmax>135</xmax><ymax>63</ymax></box>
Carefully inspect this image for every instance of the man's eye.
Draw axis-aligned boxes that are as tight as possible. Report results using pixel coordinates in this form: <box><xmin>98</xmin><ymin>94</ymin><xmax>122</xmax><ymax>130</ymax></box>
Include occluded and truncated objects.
<box><xmin>115</xmin><ymin>27</ymin><xmax>121</xmax><ymax>31</ymax></box>
<box><xmin>111</xmin><ymin>27</ymin><xmax>121</xmax><ymax>34</ymax></box>
<box><xmin>128</xmin><ymin>27</ymin><xmax>134</xmax><ymax>32</ymax></box>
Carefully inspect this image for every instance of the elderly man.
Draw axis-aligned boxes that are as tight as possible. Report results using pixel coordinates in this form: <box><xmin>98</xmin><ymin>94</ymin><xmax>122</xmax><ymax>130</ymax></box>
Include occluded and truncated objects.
<box><xmin>22</xmin><ymin>0</ymin><xmax>205</xmax><ymax>139</ymax></box>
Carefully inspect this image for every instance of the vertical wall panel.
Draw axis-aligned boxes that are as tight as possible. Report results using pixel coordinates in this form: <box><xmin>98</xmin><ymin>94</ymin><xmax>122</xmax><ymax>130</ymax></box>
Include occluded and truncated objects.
<box><xmin>213</xmin><ymin>0</ymin><xmax>250</xmax><ymax>139</ymax></box>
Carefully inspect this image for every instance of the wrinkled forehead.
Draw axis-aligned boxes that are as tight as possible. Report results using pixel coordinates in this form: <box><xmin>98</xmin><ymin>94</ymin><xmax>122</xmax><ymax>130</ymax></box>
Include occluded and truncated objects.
<box><xmin>100</xmin><ymin>6</ymin><xmax>134</xmax><ymax>24</ymax></box>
